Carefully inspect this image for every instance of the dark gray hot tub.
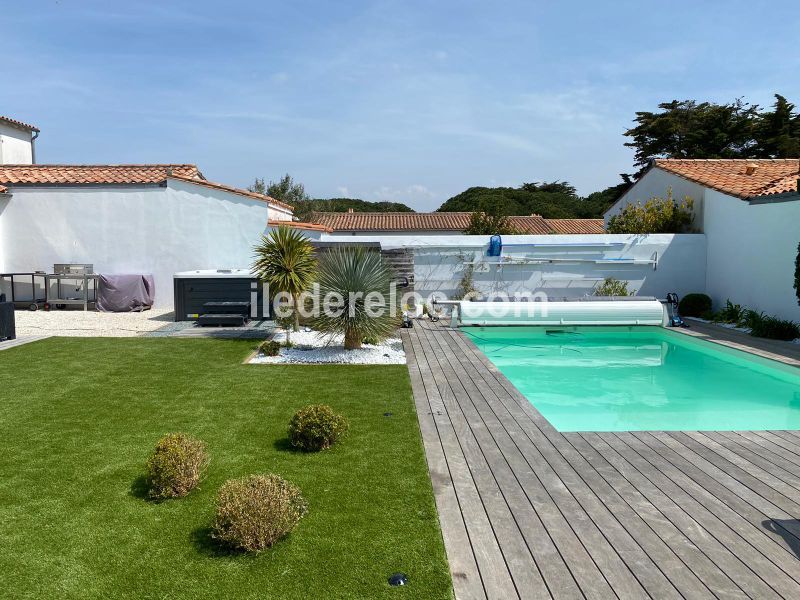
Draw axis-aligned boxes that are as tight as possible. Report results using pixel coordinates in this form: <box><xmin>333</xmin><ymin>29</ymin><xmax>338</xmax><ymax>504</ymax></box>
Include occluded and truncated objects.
<box><xmin>173</xmin><ymin>269</ymin><xmax>267</xmax><ymax>322</ymax></box>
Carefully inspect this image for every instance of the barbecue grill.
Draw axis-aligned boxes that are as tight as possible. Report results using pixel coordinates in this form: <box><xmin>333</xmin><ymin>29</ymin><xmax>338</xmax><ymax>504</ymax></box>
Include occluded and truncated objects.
<box><xmin>46</xmin><ymin>264</ymin><xmax>98</xmax><ymax>311</ymax></box>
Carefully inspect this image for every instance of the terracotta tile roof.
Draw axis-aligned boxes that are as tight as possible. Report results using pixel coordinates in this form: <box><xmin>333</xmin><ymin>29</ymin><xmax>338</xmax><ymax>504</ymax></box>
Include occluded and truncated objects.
<box><xmin>0</xmin><ymin>165</ymin><xmax>293</xmax><ymax>211</ymax></box>
<box><xmin>0</xmin><ymin>184</ymin><xmax>6</xmax><ymax>193</ymax></box>
<box><xmin>654</xmin><ymin>158</ymin><xmax>800</xmax><ymax>199</ymax></box>
<box><xmin>268</xmin><ymin>220</ymin><xmax>332</xmax><ymax>232</ymax></box>
<box><xmin>0</xmin><ymin>116</ymin><xmax>39</xmax><ymax>132</ymax></box>
<box><xmin>0</xmin><ymin>164</ymin><xmax>199</xmax><ymax>185</ymax></box>
<box><xmin>310</xmin><ymin>211</ymin><xmax>533</xmax><ymax>232</ymax></box>
<box><xmin>169</xmin><ymin>175</ymin><xmax>293</xmax><ymax>211</ymax></box>
<box><xmin>544</xmin><ymin>218</ymin><xmax>605</xmax><ymax>234</ymax></box>
<box><xmin>310</xmin><ymin>211</ymin><xmax>602</xmax><ymax>234</ymax></box>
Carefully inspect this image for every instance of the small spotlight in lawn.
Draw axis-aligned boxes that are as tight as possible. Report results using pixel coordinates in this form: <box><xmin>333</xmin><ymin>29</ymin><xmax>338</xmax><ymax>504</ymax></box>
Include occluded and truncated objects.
<box><xmin>383</xmin><ymin>412</ymin><xmax>393</xmax><ymax>417</ymax></box>
<box><xmin>388</xmin><ymin>572</ymin><xmax>408</xmax><ymax>586</ymax></box>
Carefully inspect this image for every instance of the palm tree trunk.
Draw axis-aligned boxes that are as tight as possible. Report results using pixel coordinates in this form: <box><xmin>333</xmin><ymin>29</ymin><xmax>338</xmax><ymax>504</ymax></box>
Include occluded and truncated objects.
<box><xmin>292</xmin><ymin>293</ymin><xmax>300</xmax><ymax>332</ymax></box>
<box><xmin>344</xmin><ymin>329</ymin><xmax>362</xmax><ymax>350</ymax></box>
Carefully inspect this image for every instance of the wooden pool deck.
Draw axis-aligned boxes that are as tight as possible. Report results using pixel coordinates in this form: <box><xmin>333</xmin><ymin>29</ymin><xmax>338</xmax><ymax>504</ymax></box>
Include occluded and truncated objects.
<box><xmin>402</xmin><ymin>320</ymin><xmax>800</xmax><ymax>600</ymax></box>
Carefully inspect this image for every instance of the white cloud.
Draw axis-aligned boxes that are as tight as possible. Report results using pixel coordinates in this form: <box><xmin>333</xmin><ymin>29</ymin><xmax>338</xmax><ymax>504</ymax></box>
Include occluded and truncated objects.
<box><xmin>336</xmin><ymin>186</ymin><xmax>350</xmax><ymax>196</ymax></box>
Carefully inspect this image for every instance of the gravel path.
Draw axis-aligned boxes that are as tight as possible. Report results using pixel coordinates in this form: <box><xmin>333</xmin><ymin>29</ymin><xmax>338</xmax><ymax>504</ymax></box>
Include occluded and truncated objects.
<box><xmin>13</xmin><ymin>308</ymin><xmax>175</xmax><ymax>337</ymax></box>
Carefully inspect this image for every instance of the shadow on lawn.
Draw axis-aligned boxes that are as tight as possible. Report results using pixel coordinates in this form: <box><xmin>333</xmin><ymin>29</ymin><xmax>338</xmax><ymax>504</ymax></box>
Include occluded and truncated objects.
<box><xmin>190</xmin><ymin>526</ymin><xmax>253</xmax><ymax>559</ymax></box>
<box><xmin>272</xmin><ymin>437</ymin><xmax>303</xmax><ymax>453</ymax></box>
<box><xmin>129</xmin><ymin>475</ymin><xmax>150</xmax><ymax>500</ymax></box>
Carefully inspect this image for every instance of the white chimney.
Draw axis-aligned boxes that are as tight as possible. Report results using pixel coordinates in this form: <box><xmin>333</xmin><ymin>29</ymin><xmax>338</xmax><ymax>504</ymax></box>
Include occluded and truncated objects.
<box><xmin>0</xmin><ymin>117</ymin><xmax>39</xmax><ymax>164</ymax></box>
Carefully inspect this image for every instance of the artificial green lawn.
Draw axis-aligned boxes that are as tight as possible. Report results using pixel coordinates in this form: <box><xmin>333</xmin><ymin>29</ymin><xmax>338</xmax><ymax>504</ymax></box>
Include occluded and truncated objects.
<box><xmin>0</xmin><ymin>338</ymin><xmax>452</xmax><ymax>599</ymax></box>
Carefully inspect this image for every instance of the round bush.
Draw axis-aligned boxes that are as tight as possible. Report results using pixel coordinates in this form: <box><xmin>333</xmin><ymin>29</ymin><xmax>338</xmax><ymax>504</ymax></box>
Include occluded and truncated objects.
<box><xmin>288</xmin><ymin>404</ymin><xmax>349</xmax><ymax>451</ymax></box>
<box><xmin>257</xmin><ymin>340</ymin><xmax>281</xmax><ymax>356</ymax></box>
<box><xmin>146</xmin><ymin>433</ymin><xmax>209</xmax><ymax>500</ymax></box>
<box><xmin>212</xmin><ymin>474</ymin><xmax>308</xmax><ymax>551</ymax></box>
<box><xmin>678</xmin><ymin>293</ymin><xmax>712</xmax><ymax>317</ymax></box>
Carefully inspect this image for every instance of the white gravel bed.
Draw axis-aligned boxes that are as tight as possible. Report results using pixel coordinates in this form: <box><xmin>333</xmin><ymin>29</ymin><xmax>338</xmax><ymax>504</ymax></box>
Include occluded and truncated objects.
<box><xmin>249</xmin><ymin>329</ymin><xmax>406</xmax><ymax>364</ymax></box>
<box><xmin>13</xmin><ymin>308</ymin><xmax>175</xmax><ymax>337</ymax></box>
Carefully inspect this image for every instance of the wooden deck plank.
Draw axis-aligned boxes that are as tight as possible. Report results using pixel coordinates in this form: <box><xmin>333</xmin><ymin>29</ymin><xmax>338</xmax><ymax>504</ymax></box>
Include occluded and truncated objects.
<box><xmin>421</xmin><ymin>326</ymin><xmax>609</xmax><ymax>599</ymax></box>
<box><xmin>436</xmin><ymin>328</ymin><xmax>685</xmax><ymax>599</ymax></box>
<box><xmin>638</xmin><ymin>432</ymin><xmax>800</xmax><ymax>551</ymax></box>
<box><xmin>610</xmin><ymin>432</ymin><xmax>800</xmax><ymax>598</ymax></box>
<box><xmin>721</xmin><ymin>431</ymin><xmax>800</xmax><ymax>473</ymax></box>
<box><xmin>401</xmin><ymin>331</ymin><xmax>486</xmax><ymax>600</ymax></box>
<box><xmin>403</xmin><ymin>321</ymin><xmax>800</xmax><ymax>600</ymax></box>
<box><xmin>667</xmin><ymin>431</ymin><xmax>800</xmax><ymax>516</ymax></box>
<box><xmin>700</xmin><ymin>431</ymin><xmax>800</xmax><ymax>493</ymax></box>
<box><xmin>414</xmin><ymin>327</ymin><xmax>543</xmax><ymax>598</ymax></box>
<box><xmin>406</xmin><ymin>331</ymin><xmax>518</xmax><ymax>599</ymax></box>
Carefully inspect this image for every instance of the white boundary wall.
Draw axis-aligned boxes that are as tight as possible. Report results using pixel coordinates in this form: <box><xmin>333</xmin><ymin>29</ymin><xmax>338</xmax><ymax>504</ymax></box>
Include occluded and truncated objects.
<box><xmin>606</xmin><ymin>166</ymin><xmax>800</xmax><ymax>321</ymax></box>
<box><xmin>311</xmin><ymin>232</ymin><xmax>707</xmax><ymax>302</ymax></box>
<box><xmin>0</xmin><ymin>179</ymin><xmax>269</xmax><ymax>308</ymax></box>
<box><xmin>704</xmin><ymin>190</ymin><xmax>800</xmax><ymax>321</ymax></box>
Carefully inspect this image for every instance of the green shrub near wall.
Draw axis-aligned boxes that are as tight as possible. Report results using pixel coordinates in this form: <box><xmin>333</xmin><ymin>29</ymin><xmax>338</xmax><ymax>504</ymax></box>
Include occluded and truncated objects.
<box><xmin>678</xmin><ymin>293</ymin><xmax>712</xmax><ymax>317</ymax></box>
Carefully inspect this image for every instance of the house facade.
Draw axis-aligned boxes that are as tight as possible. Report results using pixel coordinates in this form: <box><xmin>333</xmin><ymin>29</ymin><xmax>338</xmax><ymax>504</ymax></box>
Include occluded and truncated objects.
<box><xmin>606</xmin><ymin>159</ymin><xmax>800</xmax><ymax>321</ymax></box>
<box><xmin>0</xmin><ymin>119</ymin><xmax>292</xmax><ymax>308</ymax></box>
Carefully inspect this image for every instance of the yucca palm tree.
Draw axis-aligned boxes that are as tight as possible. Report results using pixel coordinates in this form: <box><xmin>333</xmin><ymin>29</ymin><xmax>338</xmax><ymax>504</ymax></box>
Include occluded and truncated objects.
<box><xmin>311</xmin><ymin>247</ymin><xmax>399</xmax><ymax>350</ymax></box>
<box><xmin>252</xmin><ymin>226</ymin><xmax>316</xmax><ymax>337</ymax></box>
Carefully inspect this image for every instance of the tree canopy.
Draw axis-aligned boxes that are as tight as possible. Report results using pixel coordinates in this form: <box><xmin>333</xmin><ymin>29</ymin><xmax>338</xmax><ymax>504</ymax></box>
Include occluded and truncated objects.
<box><xmin>249</xmin><ymin>174</ymin><xmax>413</xmax><ymax>220</ymax></box>
<box><xmin>624</xmin><ymin>94</ymin><xmax>800</xmax><ymax>169</ymax></box>
<box><xmin>292</xmin><ymin>198</ymin><xmax>413</xmax><ymax>222</ymax></box>
<box><xmin>436</xmin><ymin>180</ymin><xmax>626</xmax><ymax>218</ymax></box>
<box><xmin>249</xmin><ymin>174</ymin><xmax>311</xmax><ymax>205</ymax></box>
<box><xmin>462</xmin><ymin>201</ymin><xmax>519</xmax><ymax>235</ymax></box>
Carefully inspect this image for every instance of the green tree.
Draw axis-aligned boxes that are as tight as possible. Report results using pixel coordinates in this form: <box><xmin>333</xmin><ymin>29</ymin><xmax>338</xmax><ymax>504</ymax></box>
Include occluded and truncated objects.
<box><xmin>607</xmin><ymin>189</ymin><xmax>694</xmax><ymax>234</ymax></box>
<box><xmin>249</xmin><ymin>174</ymin><xmax>311</xmax><ymax>205</ymax></box>
<box><xmin>437</xmin><ymin>180</ymin><xmax>606</xmax><ymax>218</ymax></box>
<box><xmin>755</xmin><ymin>94</ymin><xmax>800</xmax><ymax>158</ymax></box>
<box><xmin>462</xmin><ymin>199</ymin><xmax>518</xmax><ymax>235</ymax></box>
<box><xmin>252</xmin><ymin>226</ymin><xmax>317</xmax><ymax>338</ymax></box>
<box><xmin>293</xmin><ymin>198</ymin><xmax>414</xmax><ymax>222</ymax></box>
<box><xmin>248</xmin><ymin>177</ymin><xmax>267</xmax><ymax>195</ymax></box>
<box><xmin>624</xmin><ymin>99</ymin><xmax>760</xmax><ymax>168</ymax></box>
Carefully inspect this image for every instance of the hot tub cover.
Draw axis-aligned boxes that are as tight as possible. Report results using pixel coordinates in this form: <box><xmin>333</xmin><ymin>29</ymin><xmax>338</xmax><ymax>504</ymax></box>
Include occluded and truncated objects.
<box><xmin>97</xmin><ymin>274</ymin><xmax>154</xmax><ymax>312</ymax></box>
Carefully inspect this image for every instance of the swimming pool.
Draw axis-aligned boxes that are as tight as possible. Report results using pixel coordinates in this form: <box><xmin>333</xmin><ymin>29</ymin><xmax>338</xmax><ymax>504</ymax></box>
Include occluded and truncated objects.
<box><xmin>464</xmin><ymin>326</ymin><xmax>800</xmax><ymax>432</ymax></box>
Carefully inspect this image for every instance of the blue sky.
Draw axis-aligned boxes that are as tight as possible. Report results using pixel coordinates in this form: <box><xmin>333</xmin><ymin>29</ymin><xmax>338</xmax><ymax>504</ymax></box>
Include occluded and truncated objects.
<box><xmin>3</xmin><ymin>1</ymin><xmax>800</xmax><ymax>210</ymax></box>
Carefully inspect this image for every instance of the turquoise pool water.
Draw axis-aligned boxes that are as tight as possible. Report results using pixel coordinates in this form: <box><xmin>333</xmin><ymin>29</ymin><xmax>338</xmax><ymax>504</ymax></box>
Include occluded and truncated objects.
<box><xmin>464</xmin><ymin>327</ymin><xmax>800</xmax><ymax>432</ymax></box>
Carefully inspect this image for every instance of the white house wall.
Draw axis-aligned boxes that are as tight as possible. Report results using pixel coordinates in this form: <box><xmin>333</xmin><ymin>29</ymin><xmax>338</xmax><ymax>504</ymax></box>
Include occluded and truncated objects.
<box><xmin>703</xmin><ymin>190</ymin><xmax>800</xmax><ymax>321</ymax></box>
<box><xmin>0</xmin><ymin>180</ymin><xmax>268</xmax><ymax>308</ymax></box>
<box><xmin>0</xmin><ymin>123</ymin><xmax>33</xmax><ymax>165</ymax></box>
<box><xmin>315</xmin><ymin>232</ymin><xmax>707</xmax><ymax>302</ymax></box>
<box><xmin>605</xmin><ymin>168</ymin><xmax>706</xmax><ymax>229</ymax></box>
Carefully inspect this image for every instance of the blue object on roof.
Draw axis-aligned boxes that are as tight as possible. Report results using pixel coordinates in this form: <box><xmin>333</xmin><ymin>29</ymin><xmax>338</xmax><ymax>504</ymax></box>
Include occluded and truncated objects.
<box><xmin>488</xmin><ymin>235</ymin><xmax>502</xmax><ymax>257</ymax></box>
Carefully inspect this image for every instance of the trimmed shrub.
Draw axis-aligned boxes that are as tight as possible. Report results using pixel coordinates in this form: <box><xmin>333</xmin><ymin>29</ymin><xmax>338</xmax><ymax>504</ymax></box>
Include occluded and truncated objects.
<box><xmin>212</xmin><ymin>474</ymin><xmax>308</xmax><ymax>552</ymax></box>
<box><xmin>594</xmin><ymin>277</ymin><xmax>630</xmax><ymax>297</ymax></box>
<box><xmin>288</xmin><ymin>404</ymin><xmax>349</xmax><ymax>451</ymax></box>
<box><xmin>146</xmin><ymin>433</ymin><xmax>209</xmax><ymax>500</ymax></box>
<box><xmin>258</xmin><ymin>340</ymin><xmax>281</xmax><ymax>356</ymax></box>
<box><xmin>678</xmin><ymin>293</ymin><xmax>712</xmax><ymax>317</ymax></box>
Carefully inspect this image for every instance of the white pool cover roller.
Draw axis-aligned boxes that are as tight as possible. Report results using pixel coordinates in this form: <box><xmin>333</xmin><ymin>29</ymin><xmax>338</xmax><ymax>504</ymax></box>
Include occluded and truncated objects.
<box><xmin>458</xmin><ymin>300</ymin><xmax>666</xmax><ymax>326</ymax></box>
